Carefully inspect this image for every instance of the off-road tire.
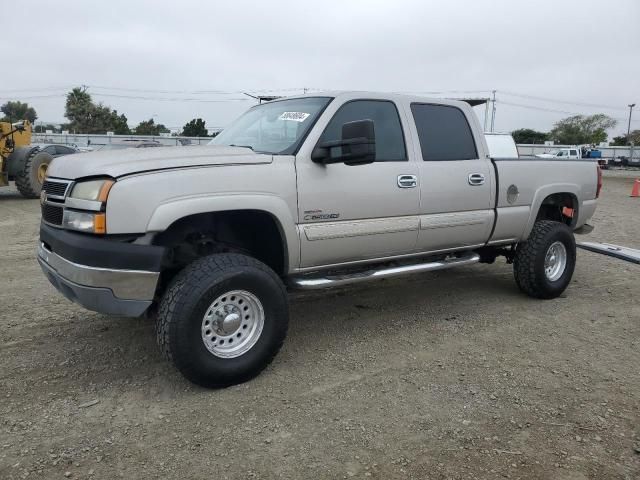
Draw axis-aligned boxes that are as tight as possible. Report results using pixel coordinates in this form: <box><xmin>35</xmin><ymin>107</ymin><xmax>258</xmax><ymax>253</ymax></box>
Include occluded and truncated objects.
<box><xmin>6</xmin><ymin>146</ymin><xmax>36</xmax><ymax>180</ymax></box>
<box><xmin>156</xmin><ymin>253</ymin><xmax>289</xmax><ymax>388</ymax></box>
<box><xmin>513</xmin><ymin>220</ymin><xmax>576</xmax><ymax>299</ymax></box>
<box><xmin>15</xmin><ymin>148</ymin><xmax>54</xmax><ymax>198</ymax></box>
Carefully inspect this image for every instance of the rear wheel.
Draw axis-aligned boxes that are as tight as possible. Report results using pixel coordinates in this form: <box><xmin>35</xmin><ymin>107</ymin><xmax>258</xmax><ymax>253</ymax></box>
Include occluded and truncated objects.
<box><xmin>156</xmin><ymin>253</ymin><xmax>289</xmax><ymax>388</ymax></box>
<box><xmin>14</xmin><ymin>148</ymin><xmax>54</xmax><ymax>198</ymax></box>
<box><xmin>513</xmin><ymin>220</ymin><xmax>576</xmax><ymax>299</ymax></box>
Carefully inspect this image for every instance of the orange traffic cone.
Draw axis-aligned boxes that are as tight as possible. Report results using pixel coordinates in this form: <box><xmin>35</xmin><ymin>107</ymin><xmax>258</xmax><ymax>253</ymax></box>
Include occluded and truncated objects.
<box><xmin>632</xmin><ymin>179</ymin><xmax>640</xmax><ymax>198</ymax></box>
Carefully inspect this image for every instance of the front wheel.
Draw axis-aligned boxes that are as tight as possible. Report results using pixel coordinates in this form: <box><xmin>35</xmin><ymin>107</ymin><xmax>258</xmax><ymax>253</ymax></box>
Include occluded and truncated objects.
<box><xmin>513</xmin><ymin>220</ymin><xmax>576</xmax><ymax>299</ymax></box>
<box><xmin>156</xmin><ymin>253</ymin><xmax>289</xmax><ymax>388</ymax></box>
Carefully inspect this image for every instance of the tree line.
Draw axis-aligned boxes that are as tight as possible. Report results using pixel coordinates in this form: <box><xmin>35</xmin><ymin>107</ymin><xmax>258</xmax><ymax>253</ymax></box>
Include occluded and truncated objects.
<box><xmin>512</xmin><ymin>114</ymin><xmax>637</xmax><ymax>146</ymax></box>
<box><xmin>1</xmin><ymin>87</ymin><xmax>214</xmax><ymax>137</ymax></box>
<box><xmin>2</xmin><ymin>89</ymin><xmax>637</xmax><ymax>144</ymax></box>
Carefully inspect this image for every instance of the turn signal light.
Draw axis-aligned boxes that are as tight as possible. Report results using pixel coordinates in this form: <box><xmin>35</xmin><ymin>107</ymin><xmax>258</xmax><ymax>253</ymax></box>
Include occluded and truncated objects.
<box><xmin>94</xmin><ymin>213</ymin><xmax>106</xmax><ymax>234</ymax></box>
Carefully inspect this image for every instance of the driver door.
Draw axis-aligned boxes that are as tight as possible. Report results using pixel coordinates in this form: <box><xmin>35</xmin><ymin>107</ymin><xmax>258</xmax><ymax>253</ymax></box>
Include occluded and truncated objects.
<box><xmin>296</xmin><ymin>99</ymin><xmax>420</xmax><ymax>268</ymax></box>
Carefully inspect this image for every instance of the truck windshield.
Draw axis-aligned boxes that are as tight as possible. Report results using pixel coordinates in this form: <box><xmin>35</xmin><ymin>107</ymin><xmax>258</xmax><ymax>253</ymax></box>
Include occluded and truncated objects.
<box><xmin>210</xmin><ymin>97</ymin><xmax>332</xmax><ymax>155</ymax></box>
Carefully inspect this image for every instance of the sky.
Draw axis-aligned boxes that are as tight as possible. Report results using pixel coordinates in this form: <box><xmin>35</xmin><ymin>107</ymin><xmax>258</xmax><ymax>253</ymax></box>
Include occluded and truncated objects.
<box><xmin>4</xmin><ymin>0</ymin><xmax>640</xmax><ymax>136</ymax></box>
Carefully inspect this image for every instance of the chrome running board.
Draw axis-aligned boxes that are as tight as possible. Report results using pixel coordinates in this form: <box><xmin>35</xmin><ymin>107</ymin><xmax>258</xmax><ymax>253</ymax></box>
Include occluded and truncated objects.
<box><xmin>288</xmin><ymin>252</ymin><xmax>480</xmax><ymax>290</ymax></box>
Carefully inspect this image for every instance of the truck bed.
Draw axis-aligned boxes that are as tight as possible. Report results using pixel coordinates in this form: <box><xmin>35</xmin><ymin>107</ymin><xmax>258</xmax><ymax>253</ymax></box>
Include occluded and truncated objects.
<box><xmin>489</xmin><ymin>157</ymin><xmax>599</xmax><ymax>244</ymax></box>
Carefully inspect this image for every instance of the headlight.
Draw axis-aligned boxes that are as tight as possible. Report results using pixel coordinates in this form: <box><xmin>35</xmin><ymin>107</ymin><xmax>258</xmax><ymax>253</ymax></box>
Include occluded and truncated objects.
<box><xmin>62</xmin><ymin>210</ymin><xmax>107</xmax><ymax>234</ymax></box>
<box><xmin>69</xmin><ymin>179</ymin><xmax>114</xmax><ymax>201</ymax></box>
<box><xmin>63</xmin><ymin>178</ymin><xmax>113</xmax><ymax>234</ymax></box>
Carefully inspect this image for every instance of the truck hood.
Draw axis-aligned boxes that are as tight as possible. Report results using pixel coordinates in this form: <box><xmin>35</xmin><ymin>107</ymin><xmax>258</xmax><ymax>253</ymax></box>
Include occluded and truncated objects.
<box><xmin>47</xmin><ymin>145</ymin><xmax>272</xmax><ymax>179</ymax></box>
<box><xmin>535</xmin><ymin>153</ymin><xmax>555</xmax><ymax>158</ymax></box>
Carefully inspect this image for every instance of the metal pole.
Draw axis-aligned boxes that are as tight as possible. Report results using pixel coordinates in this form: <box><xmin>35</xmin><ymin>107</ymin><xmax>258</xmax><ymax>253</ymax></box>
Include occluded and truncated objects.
<box><xmin>483</xmin><ymin>99</ymin><xmax>490</xmax><ymax>132</ymax></box>
<box><xmin>627</xmin><ymin>103</ymin><xmax>635</xmax><ymax>140</ymax></box>
<box><xmin>490</xmin><ymin>90</ymin><xmax>496</xmax><ymax>132</ymax></box>
<box><xmin>243</xmin><ymin>92</ymin><xmax>259</xmax><ymax>104</ymax></box>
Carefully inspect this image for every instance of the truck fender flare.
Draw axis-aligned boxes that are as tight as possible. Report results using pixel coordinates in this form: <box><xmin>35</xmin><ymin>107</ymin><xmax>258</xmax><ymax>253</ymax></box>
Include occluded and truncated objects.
<box><xmin>522</xmin><ymin>183</ymin><xmax>580</xmax><ymax>239</ymax></box>
<box><xmin>146</xmin><ymin>194</ymin><xmax>299</xmax><ymax>271</ymax></box>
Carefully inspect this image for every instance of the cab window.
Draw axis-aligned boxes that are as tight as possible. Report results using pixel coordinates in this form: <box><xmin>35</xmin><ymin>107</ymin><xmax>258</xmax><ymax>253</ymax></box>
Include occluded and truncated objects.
<box><xmin>410</xmin><ymin>103</ymin><xmax>477</xmax><ymax>161</ymax></box>
<box><xmin>318</xmin><ymin>100</ymin><xmax>407</xmax><ymax>161</ymax></box>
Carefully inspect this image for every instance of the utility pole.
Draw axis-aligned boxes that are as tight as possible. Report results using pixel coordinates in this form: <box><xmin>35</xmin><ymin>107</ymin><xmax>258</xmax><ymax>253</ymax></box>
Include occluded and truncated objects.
<box><xmin>629</xmin><ymin>103</ymin><xmax>636</xmax><ymax>164</ymax></box>
<box><xmin>490</xmin><ymin>90</ymin><xmax>497</xmax><ymax>132</ymax></box>
<box><xmin>483</xmin><ymin>99</ymin><xmax>490</xmax><ymax>132</ymax></box>
<box><xmin>627</xmin><ymin>103</ymin><xmax>635</xmax><ymax>140</ymax></box>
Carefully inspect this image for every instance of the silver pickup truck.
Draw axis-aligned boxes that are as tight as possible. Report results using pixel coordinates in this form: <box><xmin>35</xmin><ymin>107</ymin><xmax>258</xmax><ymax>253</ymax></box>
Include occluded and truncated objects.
<box><xmin>38</xmin><ymin>92</ymin><xmax>600</xmax><ymax>387</ymax></box>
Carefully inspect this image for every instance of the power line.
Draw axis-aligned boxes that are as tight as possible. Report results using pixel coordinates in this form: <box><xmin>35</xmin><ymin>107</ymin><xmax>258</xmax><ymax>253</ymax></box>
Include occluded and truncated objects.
<box><xmin>0</xmin><ymin>85</ymin><xmax>312</xmax><ymax>95</ymax></box>
<box><xmin>92</xmin><ymin>93</ymin><xmax>252</xmax><ymax>103</ymax></box>
<box><xmin>0</xmin><ymin>92</ymin><xmax>255</xmax><ymax>104</ymax></box>
<box><xmin>0</xmin><ymin>86</ymin><xmax>74</xmax><ymax>94</ymax></box>
<box><xmin>499</xmin><ymin>100</ymin><xmax>640</xmax><ymax>123</ymax></box>
<box><xmin>0</xmin><ymin>85</ymin><xmax>630</xmax><ymax>112</ymax></box>
<box><xmin>396</xmin><ymin>89</ymin><xmax>492</xmax><ymax>96</ymax></box>
<box><xmin>500</xmin><ymin>90</ymin><xmax>629</xmax><ymax>112</ymax></box>
<box><xmin>90</xmin><ymin>85</ymin><xmax>238</xmax><ymax>95</ymax></box>
<box><xmin>3</xmin><ymin>85</ymin><xmax>636</xmax><ymax>125</ymax></box>
<box><xmin>0</xmin><ymin>85</ymin><xmax>629</xmax><ymax>110</ymax></box>
<box><xmin>88</xmin><ymin>85</ymin><xmax>312</xmax><ymax>95</ymax></box>
<box><xmin>0</xmin><ymin>93</ymin><xmax>66</xmax><ymax>100</ymax></box>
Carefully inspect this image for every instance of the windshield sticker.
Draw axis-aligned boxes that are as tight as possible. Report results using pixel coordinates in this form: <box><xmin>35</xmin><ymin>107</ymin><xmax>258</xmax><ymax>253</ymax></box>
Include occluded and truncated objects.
<box><xmin>279</xmin><ymin>112</ymin><xmax>310</xmax><ymax>122</ymax></box>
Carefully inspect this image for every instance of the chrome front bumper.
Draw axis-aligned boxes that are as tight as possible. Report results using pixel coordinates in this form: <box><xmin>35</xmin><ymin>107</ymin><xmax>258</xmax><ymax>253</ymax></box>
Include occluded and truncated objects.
<box><xmin>37</xmin><ymin>243</ymin><xmax>159</xmax><ymax>317</ymax></box>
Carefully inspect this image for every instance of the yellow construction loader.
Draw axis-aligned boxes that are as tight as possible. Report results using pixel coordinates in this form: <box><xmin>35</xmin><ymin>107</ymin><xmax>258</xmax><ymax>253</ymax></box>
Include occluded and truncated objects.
<box><xmin>0</xmin><ymin>120</ymin><xmax>54</xmax><ymax>198</ymax></box>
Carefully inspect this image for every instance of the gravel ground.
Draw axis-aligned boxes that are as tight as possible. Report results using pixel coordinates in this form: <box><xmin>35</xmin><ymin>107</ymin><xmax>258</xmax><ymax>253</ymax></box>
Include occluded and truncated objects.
<box><xmin>1</xmin><ymin>171</ymin><xmax>638</xmax><ymax>479</ymax></box>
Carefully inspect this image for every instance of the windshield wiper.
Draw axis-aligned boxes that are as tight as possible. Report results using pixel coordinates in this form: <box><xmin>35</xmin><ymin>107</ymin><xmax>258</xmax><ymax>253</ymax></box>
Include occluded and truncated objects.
<box><xmin>228</xmin><ymin>144</ymin><xmax>254</xmax><ymax>151</ymax></box>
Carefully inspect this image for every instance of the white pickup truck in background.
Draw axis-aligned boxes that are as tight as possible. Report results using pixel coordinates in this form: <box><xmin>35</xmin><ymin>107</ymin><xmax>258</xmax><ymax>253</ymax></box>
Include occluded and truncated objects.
<box><xmin>536</xmin><ymin>147</ymin><xmax>581</xmax><ymax>159</ymax></box>
<box><xmin>536</xmin><ymin>146</ymin><xmax>608</xmax><ymax>168</ymax></box>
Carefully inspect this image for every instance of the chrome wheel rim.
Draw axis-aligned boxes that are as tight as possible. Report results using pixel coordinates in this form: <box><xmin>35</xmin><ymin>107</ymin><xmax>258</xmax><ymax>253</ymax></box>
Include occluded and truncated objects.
<box><xmin>201</xmin><ymin>290</ymin><xmax>264</xmax><ymax>358</ymax></box>
<box><xmin>544</xmin><ymin>241</ymin><xmax>567</xmax><ymax>282</ymax></box>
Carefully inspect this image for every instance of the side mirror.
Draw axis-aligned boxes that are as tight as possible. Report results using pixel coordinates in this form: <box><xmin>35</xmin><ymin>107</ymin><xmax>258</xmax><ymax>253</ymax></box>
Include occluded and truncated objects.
<box><xmin>312</xmin><ymin>119</ymin><xmax>376</xmax><ymax>165</ymax></box>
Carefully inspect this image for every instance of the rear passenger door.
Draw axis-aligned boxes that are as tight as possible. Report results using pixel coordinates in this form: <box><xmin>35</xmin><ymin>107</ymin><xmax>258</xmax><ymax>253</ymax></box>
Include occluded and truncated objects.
<box><xmin>409</xmin><ymin>103</ymin><xmax>494</xmax><ymax>252</ymax></box>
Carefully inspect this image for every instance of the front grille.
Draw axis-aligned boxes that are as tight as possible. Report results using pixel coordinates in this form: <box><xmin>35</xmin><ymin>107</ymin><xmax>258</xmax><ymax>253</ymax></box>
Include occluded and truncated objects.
<box><xmin>42</xmin><ymin>203</ymin><xmax>64</xmax><ymax>226</ymax></box>
<box><xmin>42</xmin><ymin>180</ymin><xmax>70</xmax><ymax>198</ymax></box>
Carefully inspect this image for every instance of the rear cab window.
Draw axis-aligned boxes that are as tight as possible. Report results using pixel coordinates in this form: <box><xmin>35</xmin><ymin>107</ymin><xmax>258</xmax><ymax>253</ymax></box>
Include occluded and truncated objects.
<box><xmin>410</xmin><ymin>103</ymin><xmax>478</xmax><ymax>161</ymax></box>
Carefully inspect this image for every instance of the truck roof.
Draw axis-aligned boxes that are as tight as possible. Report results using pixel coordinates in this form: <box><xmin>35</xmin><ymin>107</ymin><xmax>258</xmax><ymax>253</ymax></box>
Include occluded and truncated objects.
<box><xmin>273</xmin><ymin>91</ymin><xmax>473</xmax><ymax>109</ymax></box>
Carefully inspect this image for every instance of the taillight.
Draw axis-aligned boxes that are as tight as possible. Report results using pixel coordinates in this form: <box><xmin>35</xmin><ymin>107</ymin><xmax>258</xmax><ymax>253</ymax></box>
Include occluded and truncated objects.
<box><xmin>596</xmin><ymin>165</ymin><xmax>602</xmax><ymax>198</ymax></box>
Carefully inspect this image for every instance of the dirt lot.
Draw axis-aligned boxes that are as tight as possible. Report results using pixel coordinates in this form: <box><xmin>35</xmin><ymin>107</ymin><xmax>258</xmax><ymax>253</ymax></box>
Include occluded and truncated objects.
<box><xmin>1</xmin><ymin>171</ymin><xmax>638</xmax><ymax>480</ymax></box>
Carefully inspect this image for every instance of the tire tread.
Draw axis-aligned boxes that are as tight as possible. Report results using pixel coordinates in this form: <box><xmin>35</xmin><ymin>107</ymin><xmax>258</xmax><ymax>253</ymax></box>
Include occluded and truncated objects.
<box><xmin>513</xmin><ymin>220</ymin><xmax>575</xmax><ymax>299</ymax></box>
<box><xmin>156</xmin><ymin>253</ymin><xmax>288</xmax><ymax>387</ymax></box>
<box><xmin>15</xmin><ymin>148</ymin><xmax>49</xmax><ymax>198</ymax></box>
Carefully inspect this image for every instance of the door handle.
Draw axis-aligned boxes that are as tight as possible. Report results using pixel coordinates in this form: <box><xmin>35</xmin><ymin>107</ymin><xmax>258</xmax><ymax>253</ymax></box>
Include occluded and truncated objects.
<box><xmin>468</xmin><ymin>173</ymin><xmax>485</xmax><ymax>186</ymax></box>
<box><xmin>397</xmin><ymin>174</ymin><xmax>417</xmax><ymax>188</ymax></box>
